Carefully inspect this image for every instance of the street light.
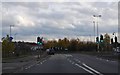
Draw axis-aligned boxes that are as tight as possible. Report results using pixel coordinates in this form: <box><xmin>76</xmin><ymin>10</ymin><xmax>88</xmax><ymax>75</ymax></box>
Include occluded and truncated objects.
<box><xmin>10</xmin><ymin>25</ymin><xmax>14</xmax><ymax>37</ymax></box>
<box><xmin>93</xmin><ymin>15</ymin><xmax>102</xmax><ymax>51</ymax></box>
<box><xmin>93</xmin><ymin>21</ymin><xmax>95</xmax><ymax>43</ymax></box>
<box><xmin>14</xmin><ymin>33</ymin><xmax>17</xmax><ymax>41</ymax></box>
<box><xmin>93</xmin><ymin>15</ymin><xmax>101</xmax><ymax>37</ymax></box>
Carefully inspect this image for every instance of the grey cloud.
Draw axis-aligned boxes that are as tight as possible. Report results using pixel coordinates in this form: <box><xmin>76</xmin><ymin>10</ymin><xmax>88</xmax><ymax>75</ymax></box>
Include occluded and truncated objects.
<box><xmin>1</xmin><ymin>2</ymin><xmax>118</xmax><ymax>42</ymax></box>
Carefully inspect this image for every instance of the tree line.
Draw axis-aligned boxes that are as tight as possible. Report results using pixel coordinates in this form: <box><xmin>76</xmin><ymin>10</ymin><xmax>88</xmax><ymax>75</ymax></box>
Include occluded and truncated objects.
<box><xmin>2</xmin><ymin>33</ymin><xmax>114</xmax><ymax>58</ymax></box>
<box><xmin>44</xmin><ymin>33</ymin><xmax>112</xmax><ymax>52</ymax></box>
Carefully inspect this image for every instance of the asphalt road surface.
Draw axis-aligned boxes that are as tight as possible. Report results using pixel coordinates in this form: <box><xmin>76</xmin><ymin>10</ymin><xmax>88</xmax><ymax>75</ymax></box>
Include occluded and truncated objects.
<box><xmin>2</xmin><ymin>53</ymin><xmax>119</xmax><ymax>75</ymax></box>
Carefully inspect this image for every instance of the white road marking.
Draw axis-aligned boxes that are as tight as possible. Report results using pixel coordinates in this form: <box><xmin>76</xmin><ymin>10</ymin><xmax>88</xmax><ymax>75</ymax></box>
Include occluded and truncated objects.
<box><xmin>25</xmin><ymin>67</ymin><xmax>28</xmax><ymax>69</ymax></box>
<box><xmin>99</xmin><ymin>58</ymin><xmax>102</xmax><ymax>60</ymax></box>
<box><xmin>97</xmin><ymin>57</ymin><xmax>117</xmax><ymax>63</ymax></box>
<box><xmin>106</xmin><ymin>60</ymin><xmax>109</xmax><ymax>61</ymax></box>
<box><xmin>28</xmin><ymin>66</ymin><xmax>31</xmax><ymax>68</ymax></box>
<box><xmin>73</xmin><ymin>58</ymin><xmax>81</xmax><ymax>63</ymax></box>
<box><xmin>71</xmin><ymin>62</ymin><xmax>75</xmax><ymax>64</ymax></box>
<box><xmin>78</xmin><ymin>61</ymin><xmax>81</xmax><ymax>63</ymax></box>
<box><xmin>96</xmin><ymin>58</ymin><xmax>99</xmax><ymax>59</ymax></box>
<box><xmin>75</xmin><ymin>64</ymin><xmax>96</xmax><ymax>75</ymax></box>
<box><xmin>75</xmin><ymin>59</ymin><xmax>79</xmax><ymax>61</ymax></box>
<box><xmin>82</xmin><ymin>63</ymin><xmax>103</xmax><ymax>75</ymax></box>
<box><xmin>74</xmin><ymin>58</ymin><xmax>76</xmax><ymax>59</ymax></box>
<box><xmin>31</xmin><ymin>65</ymin><xmax>33</xmax><ymax>67</ymax></box>
<box><xmin>37</xmin><ymin>64</ymin><xmax>39</xmax><ymax>65</ymax></box>
<box><xmin>111</xmin><ymin>61</ymin><xmax>116</xmax><ymax>62</ymax></box>
<box><xmin>41</xmin><ymin>60</ymin><xmax>47</xmax><ymax>63</ymax></box>
<box><xmin>65</xmin><ymin>54</ymin><xmax>73</xmax><ymax>57</ymax></box>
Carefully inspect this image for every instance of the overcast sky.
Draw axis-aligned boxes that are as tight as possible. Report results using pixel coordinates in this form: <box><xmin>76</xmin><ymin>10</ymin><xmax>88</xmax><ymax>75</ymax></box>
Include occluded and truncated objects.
<box><xmin>1</xmin><ymin>2</ymin><xmax>118</xmax><ymax>42</ymax></box>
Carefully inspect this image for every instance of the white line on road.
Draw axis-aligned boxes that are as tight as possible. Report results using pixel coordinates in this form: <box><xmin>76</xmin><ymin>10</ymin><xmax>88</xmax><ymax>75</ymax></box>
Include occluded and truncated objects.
<box><xmin>75</xmin><ymin>64</ymin><xmax>96</xmax><ymax>75</ymax></box>
<box><xmin>37</xmin><ymin>64</ymin><xmax>39</xmax><ymax>65</ymax></box>
<box><xmin>65</xmin><ymin>54</ymin><xmax>73</xmax><ymax>57</ymax></box>
<box><xmin>82</xmin><ymin>63</ymin><xmax>103</xmax><ymax>75</ymax></box>
<box><xmin>78</xmin><ymin>60</ymin><xmax>81</xmax><ymax>62</ymax></box>
<box><xmin>106</xmin><ymin>60</ymin><xmax>109</xmax><ymax>62</ymax></box>
<box><xmin>25</xmin><ymin>67</ymin><xmax>28</xmax><ymax>69</ymax></box>
<box><xmin>99</xmin><ymin>58</ymin><xmax>102</xmax><ymax>60</ymax></box>
<box><xmin>74</xmin><ymin>58</ymin><xmax>81</xmax><ymax>63</ymax></box>
<box><xmin>31</xmin><ymin>65</ymin><xmax>34</xmax><ymax>67</ymax></box>
<box><xmin>74</xmin><ymin>58</ymin><xmax>79</xmax><ymax>61</ymax></box>
<box><xmin>111</xmin><ymin>61</ymin><xmax>117</xmax><ymax>62</ymax></box>
<box><xmin>96</xmin><ymin>57</ymin><xmax>117</xmax><ymax>63</ymax></box>
<box><xmin>74</xmin><ymin>58</ymin><xmax>76</xmax><ymax>60</ymax></box>
<box><xmin>28</xmin><ymin>66</ymin><xmax>31</xmax><ymax>69</ymax></box>
<box><xmin>69</xmin><ymin>60</ymin><xmax>72</xmax><ymax>62</ymax></box>
<box><xmin>71</xmin><ymin>62</ymin><xmax>75</xmax><ymax>64</ymax></box>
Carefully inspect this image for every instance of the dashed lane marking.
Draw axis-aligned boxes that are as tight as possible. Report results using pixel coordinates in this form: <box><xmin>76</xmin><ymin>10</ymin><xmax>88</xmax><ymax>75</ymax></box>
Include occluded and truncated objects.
<box><xmin>71</xmin><ymin>62</ymin><xmax>75</xmax><ymax>64</ymax></box>
<box><xmin>25</xmin><ymin>67</ymin><xmax>28</xmax><ymax>69</ymax></box>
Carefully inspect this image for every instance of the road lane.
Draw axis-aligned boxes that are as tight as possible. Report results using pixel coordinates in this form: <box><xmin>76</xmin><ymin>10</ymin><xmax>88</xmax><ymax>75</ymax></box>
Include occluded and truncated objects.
<box><xmin>17</xmin><ymin>54</ymin><xmax>88</xmax><ymax>73</ymax></box>
<box><xmin>68</xmin><ymin>53</ymin><xmax>119</xmax><ymax>73</ymax></box>
<box><xmin>3</xmin><ymin>53</ymin><xmax>119</xmax><ymax>75</ymax></box>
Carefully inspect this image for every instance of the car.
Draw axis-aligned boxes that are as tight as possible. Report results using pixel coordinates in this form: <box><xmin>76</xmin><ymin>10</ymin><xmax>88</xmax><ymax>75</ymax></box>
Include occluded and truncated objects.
<box><xmin>49</xmin><ymin>48</ymin><xmax>55</xmax><ymax>55</ymax></box>
<box><xmin>46</xmin><ymin>48</ymin><xmax>55</xmax><ymax>55</ymax></box>
<box><xmin>46</xmin><ymin>49</ymin><xmax>50</xmax><ymax>54</ymax></box>
<box><xmin>116</xmin><ymin>47</ymin><xmax>120</xmax><ymax>53</ymax></box>
<box><xmin>65</xmin><ymin>48</ymin><xmax>68</xmax><ymax>51</ymax></box>
<box><xmin>113</xmin><ymin>47</ymin><xmax>120</xmax><ymax>55</ymax></box>
<box><xmin>113</xmin><ymin>47</ymin><xmax>120</xmax><ymax>53</ymax></box>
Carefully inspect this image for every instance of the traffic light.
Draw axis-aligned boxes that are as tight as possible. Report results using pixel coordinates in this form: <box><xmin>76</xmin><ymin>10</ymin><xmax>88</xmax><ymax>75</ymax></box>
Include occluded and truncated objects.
<box><xmin>100</xmin><ymin>34</ymin><xmax>103</xmax><ymax>43</ymax></box>
<box><xmin>39</xmin><ymin>38</ymin><xmax>43</xmax><ymax>45</ymax></box>
<box><xmin>37</xmin><ymin>37</ymin><xmax>40</xmax><ymax>44</ymax></box>
<box><xmin>96</xmin><ymin>37</ymin><xmax>99</xmax><ymax>43</ymax></box>
<box><xmin>115</xmin><ymin>36</ymin><xmax>117</xmax><ymax>43</ymax></box>
<box><xmin>37</xmin><ymin>37</ymin><xmax>43</xmax><ymax>45</ymax></box>
<box><xmin>37</xmin><ymin>37</ymin><xmax>40</xmax><ymax>42</ymax></box>
<box><xmin>111</xmin><ymin>38</ymin><xmax>113</xmax><ymax>44</ymax></box>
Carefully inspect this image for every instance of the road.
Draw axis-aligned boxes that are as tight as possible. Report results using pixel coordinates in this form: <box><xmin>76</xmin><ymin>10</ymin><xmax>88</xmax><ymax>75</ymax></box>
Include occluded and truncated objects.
<box><xmin>2</xmin><ymin>53</ymin><xmax>119</xmax><ymax>75</ymax></box>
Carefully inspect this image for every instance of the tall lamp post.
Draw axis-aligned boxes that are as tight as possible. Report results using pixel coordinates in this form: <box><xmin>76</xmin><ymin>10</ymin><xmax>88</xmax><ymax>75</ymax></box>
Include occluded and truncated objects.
<box><xmin>10</xmin><ymin>25</ymin><xmax>14</xmax><ymax>37</ymax></box>
<box><xmin>93</xmin><ymin>15</ymin><xmax>101</xmax><ymax>37</ymax></box>
<box><xmin>93</xmin><ymin>21</ymin><xmax>95</xmax><ymax>43</ymax></box>
<box><xmin>93</xmin><ymin>15</ymin><xmax>102</xmax><ymax>51</ymax></box>
<box><xmin>14</xmin><ymin>33</ymin><xmax>17</xmax><ymax>42</ymax></box>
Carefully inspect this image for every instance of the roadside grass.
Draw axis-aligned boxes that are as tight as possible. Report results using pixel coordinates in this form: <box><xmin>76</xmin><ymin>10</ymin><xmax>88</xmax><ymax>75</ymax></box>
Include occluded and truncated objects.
<box><xmin>2</xmin><ymin>51</ymin><xmax>48</xmax><ymax>63</ymax></box>
<box><xmin>2</xmin><ymin>55</ymin><xmax>31</xmax><ymax>63</ymax></box>
<box><xmin>2</xmin><ymin>54</ymin><xmax>29</xmax><ymax>60</ymax></box>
